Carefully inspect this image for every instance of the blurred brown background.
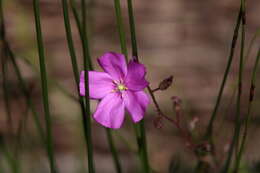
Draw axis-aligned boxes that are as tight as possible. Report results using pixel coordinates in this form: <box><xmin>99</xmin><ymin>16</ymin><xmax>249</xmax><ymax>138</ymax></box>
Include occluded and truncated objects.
<box><xmin>1</xmin><ymin>0</ymin><xmax>260</xmax><ymax>172</ymax></box>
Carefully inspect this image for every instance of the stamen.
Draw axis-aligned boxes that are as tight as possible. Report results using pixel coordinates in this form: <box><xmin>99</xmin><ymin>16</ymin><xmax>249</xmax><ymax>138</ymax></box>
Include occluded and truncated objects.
<box><xmin>117</xmin><ymin>84</ymin><xmax>127</xmax><ymax>91</ymax></box>
<box><xmin>112</xmin><ymin>80</ymin><xmax>127</xmax><ymax>92</ymax></box>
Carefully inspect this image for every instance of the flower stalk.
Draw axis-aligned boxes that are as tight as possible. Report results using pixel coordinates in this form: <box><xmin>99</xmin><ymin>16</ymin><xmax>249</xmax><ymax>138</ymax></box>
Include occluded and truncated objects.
<box><xmin>78</xmin><ymin>0</ymin><xmax>96</xmax><ymax>172</ymax></box>
<box><xmin>222</xmin><ymin>1</ymin><xmax>246</xmax><ymax>172</ymax></box>
<box><xmin>234</xmin><ymin>48</ymin><xmax>260</xmax><ymax>173</ymax></box>
<box><xmin>114</xmin><ymin>0</ymin><xmax>128</xmax><ymax>59</ymax></box>
<box><xmin>126</xmin><ymin>0</ymin><xmax>151</xmax><ymax>172</ymax></box>
<box><xmin>205</xmin><ymin>6</ymin><xmax>242</xmax><ymax>140</ymax></box>
<box><xmin>32</xmin><ymin>0</ymin><xmax>58</xmax><ymax>172</ymax></box>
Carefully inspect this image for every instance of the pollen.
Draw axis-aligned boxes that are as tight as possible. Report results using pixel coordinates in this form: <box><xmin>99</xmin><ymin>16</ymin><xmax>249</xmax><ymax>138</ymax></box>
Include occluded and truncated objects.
<box><xmin>117</xmin><ymin>84</ymin><xmax>127</xmax><ymax>91</ymax></box>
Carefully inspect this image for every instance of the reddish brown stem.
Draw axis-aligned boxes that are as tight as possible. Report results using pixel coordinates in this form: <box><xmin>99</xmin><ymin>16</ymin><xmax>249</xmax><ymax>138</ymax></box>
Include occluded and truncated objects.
<box><xmin>147</xmin><ymin>85</ymin><xmax>195</xmax><ymax>150</ymax></box>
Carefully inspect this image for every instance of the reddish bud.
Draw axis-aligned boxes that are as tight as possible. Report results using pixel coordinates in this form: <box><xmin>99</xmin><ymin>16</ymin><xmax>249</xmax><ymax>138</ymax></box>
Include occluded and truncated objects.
<box><xmin>159</xmin><ymin>75</ymin><xmax>173</xmax><ymax>91</ymax></box>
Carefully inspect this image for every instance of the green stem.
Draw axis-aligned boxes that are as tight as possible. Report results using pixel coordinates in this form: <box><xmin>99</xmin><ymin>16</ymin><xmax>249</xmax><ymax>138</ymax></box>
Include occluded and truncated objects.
<box><xmin>32</xmin><ymin>0</ymin><xmax>57</xmax><ymax>172</ymax></box>
<box><xmin>80</xmin><ymin>0</ymin><xmax>95</xmax><ymax>172</ymax></box>
<box><xmin>134</xmin><ymin>122</ymin><xmax>150</xmax><ymax>173</ymax></box>
<box><xmin>106</xmin><ymin>129</ymin><xmax>122</xmax><ymax>173</ymax></box>
<box><xmin>205</xmin><ymin>5</ymin><xmax>242</xmax><ymax>140</ymax></box>
<box><xmin>234</xmin><ymin>48</ymin><xmax>260</xmax><ymax>172</ymax></box>
<box><xmin>61</xmin><ymin>0</ymin><xmax>80</xmax><ymax>84</ymax></box>
<box><xmin>61</xmin><ymin>0</ymin><xmax>96</xmax><ymax>172</ymax></box>
<box><xmin>114</xmin><ymin>0</ymin><xmax>128</xmax><ymax>59</ymax></box>
<box><xmin>0</xmin><ymin>136</ymin><xmax>19</xmax><ymax>173</ymax></box>
<box><xmin>1</xmin><ymin>0</ymin><xmax>45</xmax><ymax>171</ymax></box>
<box><xmin>127</xmin><ymin>1</ymin><xmax>150</xmax><ymax>172</ymax></box>
<box><xmin>222</xmin><ymin>1</ymin><xmax>246</xmax><ymax>172</ymax></box>
<box><xmin>70</xmin><ymin>0</ymin><xmax>82</xmax><ymax>38</ymax></box>
<box><xmin>127</xmin><ymin>0</ymin><xmax>137</xmax><ymax>58</ymax></box>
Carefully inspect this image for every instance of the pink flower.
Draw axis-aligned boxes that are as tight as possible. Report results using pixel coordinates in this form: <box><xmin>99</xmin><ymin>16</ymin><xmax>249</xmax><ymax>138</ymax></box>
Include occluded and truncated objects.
<box><xmin>80</xmin><ymin>52</ymin><xmax>150</xmax><ymax>129</ymax></box>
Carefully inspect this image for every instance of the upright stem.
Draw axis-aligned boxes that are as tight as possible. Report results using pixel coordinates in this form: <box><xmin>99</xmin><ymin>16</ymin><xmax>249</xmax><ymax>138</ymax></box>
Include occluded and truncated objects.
<box><xmin>1</xmin><ymin>1</ymin><xmax>49</xmax><ymax>170</ymax></box>
<box><xmin>62</xmin><ymin>0</ymin><xmax>97</xmax><ymax>172</ymax></box>
<box><xmin>114</xmin><ymin>0</ymin><xmax>128</xmax><ymax>59</ymax></box>
<box><xmin>32</xmin><ymin>0</ymin><xmax>57</xmax><ymax>172</ymax></box>
<box><xmin>127</xmin><ymin>0</ymin><xmax>137</xmax><ymax>58</ymax></box>
<box><xmin>127</xmin><ymin>0</ymin><xmax>150</xmax><ymax>172</ymax></box>
<box><xmin>222</xmin><ymin>1</ymin><xmax>246</xmax><ymax>173</ymax></box>
<box><xmin>78</xmin><ymin>0</ymin><xmax>95</xmax><ymax>172</ymax></box>
<box><xmin>106</xmin><ymin>129</ymin><xmax>122</xmax><ymax>173</ymax></box>
<box><xmin>205</xmin><ymin>7</ymin><xmax>242</xmax><ymax>140</ymax></box>
<box><xmin>234</xmin><ymin>48</ymin><xmax>260</xmax><ymax>173</ymax></box>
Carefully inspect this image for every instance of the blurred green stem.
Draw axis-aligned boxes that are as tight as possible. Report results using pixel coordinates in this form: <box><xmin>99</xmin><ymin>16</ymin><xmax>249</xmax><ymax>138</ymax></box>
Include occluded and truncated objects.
<box><xmin>106</xmin><ymin>129</ymin><xmax>122</xmax><ymax>173</ymax></box>
<box><xmin>114</xmin><ymin>0</ymin><xmax>128</xmax><ymax>59</ymax></box>
<box><xmin>222</xmin><ymin>1</ymin><xmax>246</xmax><ymax>172</ymax></box>
<box><xmin>1</xmin><ymin>1</ymin><xmax>45</xmax><ymax>171</ymax></box>
<box><xmin>32</xmin><ymin>0</ymin><xmax>57</xmax><ymax>172</ymax></box>
<box><xmin>61</xmin><ymin>0</ymin><xmax>97</xmax><ymax>172</ymax></box>
<box><xmin>0</xmin><ymin>136</ymin><xmax>19</xmax><ymax>173</ymax></box>
<box><xmin>71</xmin><ymin>0</ymin><xmax>125</xmax><ymax>172</ymax></box>
<box><xmin>127</xmin><ymin>0</ymin><xmax>150</xmax><ymax>172</ymax></box>
<box><xmin>0</xmin><ymin>0</ymin><xmax>13</xmax><ymax>133</ymax></box>
<box><xmin>205</xmin><ymin>6</ymin><xmax>242</xmax><ymax>140</ymax></box>
<box><xmin>80</xmin><ymin>0</ymin><xmax>95</xmax><ymax>172</ymax></box>
<box><xmin>234</xmin><ymin>48</ymin><xmax>260</xmax><ymax>173</ymax></box>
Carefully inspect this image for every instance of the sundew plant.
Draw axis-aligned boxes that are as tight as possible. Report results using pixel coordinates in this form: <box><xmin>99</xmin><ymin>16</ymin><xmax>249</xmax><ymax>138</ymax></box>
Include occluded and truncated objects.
<box><xmin>0</xmin><ymin>0</ymin><xmax>260</xmax><ymax>173</ymax></box>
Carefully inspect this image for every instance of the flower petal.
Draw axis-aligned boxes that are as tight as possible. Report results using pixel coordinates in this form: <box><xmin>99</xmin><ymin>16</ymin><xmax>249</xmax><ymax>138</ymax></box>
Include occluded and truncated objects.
<box><xmin>80</xmin><ymin>71</ymin><xmax>114</xmax><ymax>99</ymax></box>
<box><xmin>125</xmin><ymin>60</ymin><xmax>149</xmax><ymax>91</ymax></box>
<box><xmin>123</xmin><ymin>91</ymin><xmax>150</xmax><ymax>123</ymax></box>
<box><xmin>98</xmin><ymin>52</ymin><xmax>127</xmax><ymax>80</ymax></box>
<box><xmin>93</xmin><ymin>92</ymin><xmax>125</xmax><ymax>129</ymax></box>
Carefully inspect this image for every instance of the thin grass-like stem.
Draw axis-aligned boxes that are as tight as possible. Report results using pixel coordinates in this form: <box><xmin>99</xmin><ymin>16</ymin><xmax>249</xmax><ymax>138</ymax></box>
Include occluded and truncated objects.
<box><xmin>1</xmin><ymin>0</ymin><xmax>45</xmax><ymax>171</ymax></box>
<box><xmin>222</xmin><ymin>1</ymin><xmax>246</xmax><ymax>172</ymax></box>
<box><xmin>126</xmin><ymin>1</ymin><xmax>151</xmax><ymax>172</ymax></box>
<box><xmin>234</xmin><ymin>48</ymin><xmax>260</xmax><ymax>173</ymax></box>
<box><xmin>79</xmin><ymin>0</ymin><xmax>95</xmax><ymax>171</ymax></box>
<box><xmin>0</xmin><ymin>137</ymin><xmax>19</xmax><ymax>173</ymax></box>
<box><xmin>205</xmin><ymin>7</ymin><xmax>242</xmax><ymax>140</ymax></box>
<box><xmin>106</xmin><ymin>129</ymin><xmax>122</xmax><ymax>173</ymax></box>
<box><xmin>70</xmin><ymin>0</ymin><xmax>82</xmax><ymax>38</ymax></box>
<box><xmin>61</xmin><ymin>1</ymin><xmax>96</xmax><ymax>172</ymax></box>
<box><xmin>32</xmin><ymin>0</ymin><xmax>58</xmax><ymax>172</ymax></box>
<box><xmin>114</xmin><ymin>0</ymin><xmax>128</xmax><ymax>59</ymax></box>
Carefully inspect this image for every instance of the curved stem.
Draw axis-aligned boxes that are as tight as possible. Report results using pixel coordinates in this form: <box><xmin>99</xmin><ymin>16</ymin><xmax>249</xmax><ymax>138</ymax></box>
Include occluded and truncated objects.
<box><xmin>32</xmin><ymin>0</ymin><xmax>58</xmax><ymax>172</ymax></box>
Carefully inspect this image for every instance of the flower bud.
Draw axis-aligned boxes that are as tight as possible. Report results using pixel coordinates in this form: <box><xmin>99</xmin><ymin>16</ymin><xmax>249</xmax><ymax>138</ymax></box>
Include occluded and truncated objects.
<box><xmin>158</xmin><ymin>75</ymin><xmax>173</xmax><ymax>91</ymax></box>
